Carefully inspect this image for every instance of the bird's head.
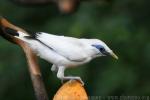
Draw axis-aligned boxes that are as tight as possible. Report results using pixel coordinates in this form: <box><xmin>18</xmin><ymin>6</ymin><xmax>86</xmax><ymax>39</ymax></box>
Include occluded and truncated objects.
<box><xmin>90</xmin><ymin>39</ymin><xmax>118</xmax><ymax>59</ymax></box>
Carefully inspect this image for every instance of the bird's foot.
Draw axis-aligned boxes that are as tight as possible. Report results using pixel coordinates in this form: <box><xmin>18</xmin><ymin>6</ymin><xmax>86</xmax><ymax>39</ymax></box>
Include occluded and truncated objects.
<box><xmin>72</xmin><ymin>77</ymin><xmax>84</xmax><ymax>86</ymax></box>
<box><xmin>56</xmin><ymin>66</ymin><xmax>84</xmax><ymax>85</ymax></box>
<box><xmin>61</xmin><ymin>79</ymin><xmax>64</xmax><ymax>84</ymax></box>
<box><xmin>62</xmin><ymin>77</ymin><xmax>84</xmax><ymax>86</ymax></box>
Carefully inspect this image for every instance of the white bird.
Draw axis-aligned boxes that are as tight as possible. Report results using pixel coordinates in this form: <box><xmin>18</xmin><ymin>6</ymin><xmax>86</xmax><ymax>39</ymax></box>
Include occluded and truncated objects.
<box><xmin>2</xmin><ymin>27</ymin><xmax>118</xmax><ymax>85</ymax></box>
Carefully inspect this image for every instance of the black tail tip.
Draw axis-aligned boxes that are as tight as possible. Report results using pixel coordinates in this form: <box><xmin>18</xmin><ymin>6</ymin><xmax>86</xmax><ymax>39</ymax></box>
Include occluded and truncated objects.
<box><xmin>4</xmin><ymin>27</ymin><xmax>19</xmax><ymax>36</ymax></box>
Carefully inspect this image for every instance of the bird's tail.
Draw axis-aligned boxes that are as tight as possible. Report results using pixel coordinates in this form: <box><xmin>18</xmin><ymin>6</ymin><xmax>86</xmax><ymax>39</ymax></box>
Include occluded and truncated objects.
<box><xmin>0</xmin><ymin>16</ymin><xmax>29</xmax><ymax>43</ymax></box>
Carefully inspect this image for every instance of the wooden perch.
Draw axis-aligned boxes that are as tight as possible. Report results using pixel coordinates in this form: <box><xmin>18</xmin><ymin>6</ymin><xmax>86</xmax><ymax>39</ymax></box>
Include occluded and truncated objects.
<box><xmin>0</xmin><ymin>17</ymin><xmax>49</xmax><ymax>100</ymax></box>
<box><xmin>53</xmin><ymin>80</ymin><xmax>88</xmax><ymax>100</ymax></box>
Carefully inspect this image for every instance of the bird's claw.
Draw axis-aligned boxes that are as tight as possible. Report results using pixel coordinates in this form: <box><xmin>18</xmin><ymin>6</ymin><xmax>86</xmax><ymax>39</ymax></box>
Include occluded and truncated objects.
<box><xmin>61</xmin><ymin>79</ymin><xmax>64</xmax><ymax>84</ymax></box>
<box><xmin>69</xmin><ymin>77</ymin><xmax>84</xmax><ymax>86</ymax></box>
<box><xmin>60</xmin><ymin>77</ymin><xmax>85</xmax><ymax>86</ymax></box>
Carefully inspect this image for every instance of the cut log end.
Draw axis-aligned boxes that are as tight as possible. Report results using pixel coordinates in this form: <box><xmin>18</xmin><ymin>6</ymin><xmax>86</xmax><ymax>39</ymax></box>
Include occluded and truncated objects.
<box><xmin>53</xmin><ymin>80</ymin><xmax>88</xmax><ymax>100</ymax></box>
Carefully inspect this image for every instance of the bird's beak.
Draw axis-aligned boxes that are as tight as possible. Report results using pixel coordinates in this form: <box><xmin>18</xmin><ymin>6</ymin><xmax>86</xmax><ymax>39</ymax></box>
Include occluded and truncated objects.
<box><xmin>110</xmin><ymin>51</ymin><xmax>118</xmax><ymax>60</ymax></box>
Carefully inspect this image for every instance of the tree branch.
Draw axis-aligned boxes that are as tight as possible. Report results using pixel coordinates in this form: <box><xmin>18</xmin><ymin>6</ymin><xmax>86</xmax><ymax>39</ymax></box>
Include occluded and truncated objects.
<box><xmin>21</xmin><ymin>42</ymin><xmax>49</xmax><ymax>100</ymax></box>
<box><xmin>0</xmin><ymin>17</ymin><xmax>49</xmax><ymax>100</ymax></box>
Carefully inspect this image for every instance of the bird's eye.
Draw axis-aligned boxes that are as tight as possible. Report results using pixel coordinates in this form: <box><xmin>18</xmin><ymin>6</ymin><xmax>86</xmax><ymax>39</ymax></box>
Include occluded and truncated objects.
<box><xmin>92</xmin><ymin>44</ymin><xmax>105</xmax><ymax>52</ymax></box>
<box><xmin>100</xmin><ymin>47</ymin><xmax>105</xmax><ymax>52</ymax></box>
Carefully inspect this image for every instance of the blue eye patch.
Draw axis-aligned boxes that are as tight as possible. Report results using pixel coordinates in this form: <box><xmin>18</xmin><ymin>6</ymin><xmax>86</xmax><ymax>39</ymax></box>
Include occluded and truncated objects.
<box><xmin>92</xmin><ymin>44</ymin><xmax>104</xmax><ymax>50</ymax></box>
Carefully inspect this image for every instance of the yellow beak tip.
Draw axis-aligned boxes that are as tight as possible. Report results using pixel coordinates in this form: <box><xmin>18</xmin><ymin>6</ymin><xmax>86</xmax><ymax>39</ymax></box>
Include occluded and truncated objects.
<box><xmin>115</xmin><ymin>56</ymin><xmax>119</xmax><ymax>60</ymax></box>
<box><xmin>111</xmin><ymin>52</ymin><xmax>118</xmax><ymax>60</ymax></box>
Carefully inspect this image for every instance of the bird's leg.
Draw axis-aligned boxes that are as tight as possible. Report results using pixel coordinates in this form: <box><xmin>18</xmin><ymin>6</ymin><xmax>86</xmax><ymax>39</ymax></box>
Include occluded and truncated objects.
<box><xmin>57</xmin><ymin>66</ymin><xmax>65</xmax><ymax>83</ymax></box>
<box><xmin>57</xmin><ymin>66</ymin><xmax>84</xmax><ymax>85</ymax></box>
<box><xmin>51</xmin><ymin>64</ymin><xmax>58</xmax><ymax>72</ymax></box>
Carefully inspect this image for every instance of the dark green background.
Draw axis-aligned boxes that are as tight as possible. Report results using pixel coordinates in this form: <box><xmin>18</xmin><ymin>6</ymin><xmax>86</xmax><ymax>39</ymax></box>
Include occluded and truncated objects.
<box><xmin>0</xmin><ymin>0</ymin><xmax>150</xmax><ymax>100</ymax></box>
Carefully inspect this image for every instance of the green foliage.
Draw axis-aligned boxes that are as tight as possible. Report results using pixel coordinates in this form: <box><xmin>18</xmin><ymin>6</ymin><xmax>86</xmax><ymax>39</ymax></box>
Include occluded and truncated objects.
<box><xmin>0</xmin><ymin>0</ymin><xmax>150</xmax><ymax>99</ymax></box>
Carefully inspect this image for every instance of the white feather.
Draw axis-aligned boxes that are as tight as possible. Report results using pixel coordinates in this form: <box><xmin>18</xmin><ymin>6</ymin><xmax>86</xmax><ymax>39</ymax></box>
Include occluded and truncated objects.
<box><xmin>36</xmin><ymin>33</ymin><xmax>89</xmax><ymax>60</ymax></box>
<box><xmin>16</xmin><ymin>32</ymin><xmax>112</xmax><ymax>67</ymax></box>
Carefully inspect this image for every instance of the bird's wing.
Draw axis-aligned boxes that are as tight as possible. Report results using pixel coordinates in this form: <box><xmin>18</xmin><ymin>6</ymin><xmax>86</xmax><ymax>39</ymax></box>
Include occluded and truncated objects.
<box><xmin>28</xmin><ymin>32</ymin><xmax>88</xmax><ymax>62</ymax></box>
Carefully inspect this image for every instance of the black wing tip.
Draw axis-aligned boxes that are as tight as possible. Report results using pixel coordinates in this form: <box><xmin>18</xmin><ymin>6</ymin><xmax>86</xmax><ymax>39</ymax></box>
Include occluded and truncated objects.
<box><xmin>24</xmin><ymin>32</ymin><xmax>41</xmax><ymax>39</ymax></box>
